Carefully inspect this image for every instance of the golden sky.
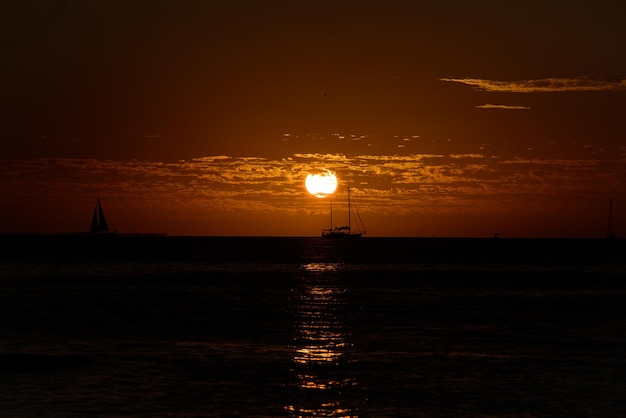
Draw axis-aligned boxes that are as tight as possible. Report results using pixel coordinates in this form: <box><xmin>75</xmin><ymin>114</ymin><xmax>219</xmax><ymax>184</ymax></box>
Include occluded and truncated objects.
<box><xmin>1</xmin><ymin>1</ymin><xmax>626</xmax><ymax>237</ymax></box>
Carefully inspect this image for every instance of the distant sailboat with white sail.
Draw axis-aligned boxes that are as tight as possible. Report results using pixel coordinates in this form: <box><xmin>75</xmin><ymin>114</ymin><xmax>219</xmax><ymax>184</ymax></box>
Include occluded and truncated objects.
<box><xmin>90</xmin><ymin>198</ymin><xmax>113</xmax><ymax>234</ymax></box>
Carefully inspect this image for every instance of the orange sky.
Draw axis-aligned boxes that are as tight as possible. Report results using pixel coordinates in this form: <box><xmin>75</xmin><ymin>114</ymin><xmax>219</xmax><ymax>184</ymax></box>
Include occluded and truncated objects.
<box><xmin>1</xmin><ymin>1</ymin><xmax>626</xmax><ymax>237</ymax></box>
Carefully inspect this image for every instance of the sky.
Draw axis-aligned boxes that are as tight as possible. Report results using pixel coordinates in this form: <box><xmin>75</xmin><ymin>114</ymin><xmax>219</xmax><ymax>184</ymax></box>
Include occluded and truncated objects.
<box><xmin>1</xmin><ymin>0</ymin><xmax>626</xmax><ymax>237</ymax></box>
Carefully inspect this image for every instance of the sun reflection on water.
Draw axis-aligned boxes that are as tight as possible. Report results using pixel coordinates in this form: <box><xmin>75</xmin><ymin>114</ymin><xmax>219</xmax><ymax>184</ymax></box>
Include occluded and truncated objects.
<box><xmin>301</xmin><ymin>262</ymin><xmax>344</xmax><ymax>272</ymax></box>
<box><xmin>285</xmin><ymin>261</ymin><xmax>360</xmax><ymax>417</ymax></box>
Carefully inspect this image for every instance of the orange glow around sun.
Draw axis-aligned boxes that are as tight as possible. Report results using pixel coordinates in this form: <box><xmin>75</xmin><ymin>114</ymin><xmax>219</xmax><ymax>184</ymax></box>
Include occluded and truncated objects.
<box><xmin>305</xmin><ymin>170</ymin><xmax>338</xmax><ymax>198</ymax></box>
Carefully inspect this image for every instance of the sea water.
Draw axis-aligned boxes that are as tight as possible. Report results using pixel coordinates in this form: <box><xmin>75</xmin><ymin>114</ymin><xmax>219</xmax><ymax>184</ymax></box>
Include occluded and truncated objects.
<box><xmin>1</xmin><ymin>236</ymin><xmax>626</xmax><ymax>417</ymax></box>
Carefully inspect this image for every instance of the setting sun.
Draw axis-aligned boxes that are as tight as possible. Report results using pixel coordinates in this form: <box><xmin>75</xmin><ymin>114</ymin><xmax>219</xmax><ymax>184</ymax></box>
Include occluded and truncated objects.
<box><xmin>305</xmin><ymin>170</ymin><xmax>338</xmax><ymax>198</ymax></box>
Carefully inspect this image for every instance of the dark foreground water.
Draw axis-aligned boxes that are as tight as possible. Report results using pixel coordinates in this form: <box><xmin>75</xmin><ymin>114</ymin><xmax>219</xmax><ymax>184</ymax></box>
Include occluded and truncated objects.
<box><xmin>1</xmin><ymin>235</ymin><xmax>626</xmax><ymax>417</ymax></box>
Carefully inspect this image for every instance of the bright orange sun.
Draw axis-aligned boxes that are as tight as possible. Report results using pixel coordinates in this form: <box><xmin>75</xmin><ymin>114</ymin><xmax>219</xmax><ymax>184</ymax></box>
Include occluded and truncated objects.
<box><xmin>305</xmin><ymin>170</ymin><xmax>338</xmax><ymax>198</ymax></box>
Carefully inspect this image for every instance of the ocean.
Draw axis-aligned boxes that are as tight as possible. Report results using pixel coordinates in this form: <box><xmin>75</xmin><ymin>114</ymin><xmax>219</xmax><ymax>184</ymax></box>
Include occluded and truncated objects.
<box><xmin>1</xmin><ymin>235</ymin><xmax>626</xmax><ymax>417</ymax></box>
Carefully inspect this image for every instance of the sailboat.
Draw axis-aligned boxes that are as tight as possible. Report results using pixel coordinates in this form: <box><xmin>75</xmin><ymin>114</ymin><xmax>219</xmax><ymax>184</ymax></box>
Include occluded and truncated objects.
<box><xmin>90</xmin><ymin>198</ymin><xmax>113</xmax><ymax>234</ymax></box>
<box><xmin>322</xmin><ymin>188</ymin><xmax>366</xmax><ymax>239</ymax></box>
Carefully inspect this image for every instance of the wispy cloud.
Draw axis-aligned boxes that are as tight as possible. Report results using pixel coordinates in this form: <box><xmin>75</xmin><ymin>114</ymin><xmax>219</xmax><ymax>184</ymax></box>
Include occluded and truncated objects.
<box><xmin>1</xmin><ymin>148</ymin><xmax>625</xmax><ymax>234</ymax></box>
<box><xmin>441</xmin><ymin>76</ymin><xmax>626</xmax><ymax>92</ymax></box>
<box><xmin>475</xmin><ymin>104</ymin><xmax>531</xmax><ymax>110</ymax></box>
<box><xmin>2</xmin><ymin>152</ymin><xmax>623</xmax><ymax>207</ymax></box>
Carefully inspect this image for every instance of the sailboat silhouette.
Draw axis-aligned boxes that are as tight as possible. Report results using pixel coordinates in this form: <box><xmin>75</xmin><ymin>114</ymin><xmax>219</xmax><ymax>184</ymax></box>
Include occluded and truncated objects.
<box><xmin>322</xmin><ymin>187</ymin><xmax>366</xmax><ymax>239</ymax></box>
<box><xmin>90</xmin><ymin>198</ymin><xmax>112</xmax><ymax>234</ymax></box>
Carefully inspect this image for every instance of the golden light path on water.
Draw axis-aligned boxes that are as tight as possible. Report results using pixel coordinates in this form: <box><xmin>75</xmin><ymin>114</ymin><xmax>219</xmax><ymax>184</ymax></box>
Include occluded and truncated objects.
<box><xmin>286</xmin><ymin>262</ymin><xmax>360</xmax><ymax>418</ymax></box>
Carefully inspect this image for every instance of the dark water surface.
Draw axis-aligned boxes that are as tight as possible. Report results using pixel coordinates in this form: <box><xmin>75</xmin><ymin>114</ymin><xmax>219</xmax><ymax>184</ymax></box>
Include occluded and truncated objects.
<box><xmin>1</xmin><ymin>236</ymin><xmax>626</xmax><ymax>417</ymax></box>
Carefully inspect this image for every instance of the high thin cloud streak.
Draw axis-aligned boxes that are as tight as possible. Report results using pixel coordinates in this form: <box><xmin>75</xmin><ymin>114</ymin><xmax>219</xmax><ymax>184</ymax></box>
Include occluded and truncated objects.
<box><xmin>475</xmin><ymin>104</ymin><xmax>531</xmax><ymax>110</ymax></box>
<box><xmin>441</xmin><ymin>77</ymin><xmax>626</xmax><ymax>93</ymax></box>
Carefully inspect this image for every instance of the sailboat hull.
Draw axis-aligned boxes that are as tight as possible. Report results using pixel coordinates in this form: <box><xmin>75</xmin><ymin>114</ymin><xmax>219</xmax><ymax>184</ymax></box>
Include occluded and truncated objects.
<box><xmin>322</xmin><ymin>231</ymin><xmax>362</xmax><ymax>239</ymax></box>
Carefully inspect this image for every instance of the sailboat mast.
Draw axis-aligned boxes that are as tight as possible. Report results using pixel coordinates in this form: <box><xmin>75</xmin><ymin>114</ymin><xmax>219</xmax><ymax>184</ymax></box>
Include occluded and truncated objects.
<box><xmin>330</xmin><ymin>201</ymin><xmax>333</xmax><ymax>231</ymax></box>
